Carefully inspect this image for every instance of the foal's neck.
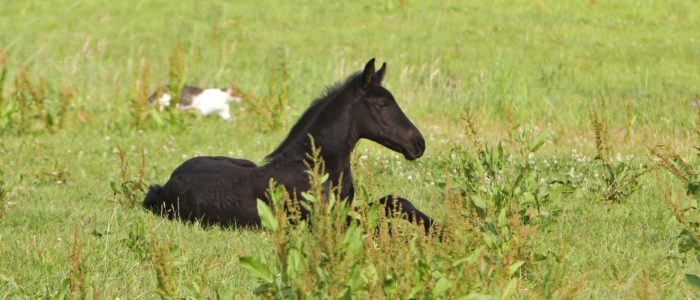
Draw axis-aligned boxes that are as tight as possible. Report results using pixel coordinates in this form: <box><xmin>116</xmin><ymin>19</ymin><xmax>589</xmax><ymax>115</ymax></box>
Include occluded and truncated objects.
<box><xmin>271</xmin><ymin>108</ymin><xmax>358</xmax><ymax>181</ymax></box>
<box><xmin>308</xmin><ymin>107</ymin><xmax>358</xmax><ymax>179</ymax></box>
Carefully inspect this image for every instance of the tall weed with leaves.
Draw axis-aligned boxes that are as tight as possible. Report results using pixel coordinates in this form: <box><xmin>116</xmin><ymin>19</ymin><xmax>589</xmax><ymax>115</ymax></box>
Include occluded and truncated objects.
<box><xmin>588</xmin><ymin>100</ymin><xmax>653</xmax><ymax>202</ymax></box>
<box><xmin>652</xmin><ymin>146</ymin><xmax>700</xmax><ymax>256</ymax></box>
<box><xmin>108</xmin><ymin>145</ymin><xmax>147</xmax><ymax>208</ymax></box>
<box><xmin>0</xmin><ymin>61</ymin><xmax>75</xmax><ymax>134</ymax></box>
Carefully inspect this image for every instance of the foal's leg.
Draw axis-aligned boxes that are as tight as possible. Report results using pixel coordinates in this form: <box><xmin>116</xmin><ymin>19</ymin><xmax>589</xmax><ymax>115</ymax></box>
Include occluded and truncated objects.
<box><xmin>378</xmin><ymin>195</ymin><xmax>437</xmax><ymax>235</ymax></box>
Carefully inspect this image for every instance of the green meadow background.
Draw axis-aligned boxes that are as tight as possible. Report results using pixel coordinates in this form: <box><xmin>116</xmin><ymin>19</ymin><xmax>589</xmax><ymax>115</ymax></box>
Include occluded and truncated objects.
<box><xmin>0</xmin><ymin>0</ymin><xmax>698</xmax><ymax>298</ymax></box>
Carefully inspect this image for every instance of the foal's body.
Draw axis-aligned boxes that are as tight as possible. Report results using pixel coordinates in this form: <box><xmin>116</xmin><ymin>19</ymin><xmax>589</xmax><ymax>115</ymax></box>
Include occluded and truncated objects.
<box><xmin>145</xmin><ymin>59</ymin><xmax>435</xmax><ymax>232</ymax></box>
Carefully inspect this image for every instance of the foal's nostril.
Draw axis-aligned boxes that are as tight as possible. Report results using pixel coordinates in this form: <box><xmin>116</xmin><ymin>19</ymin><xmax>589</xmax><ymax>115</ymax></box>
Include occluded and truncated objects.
<box><xmin>413</xmin><ymin>136</ymin><xmax>425</xmax><ymax>158</ymax></box>
<box><xmin>416</xmin><ymin>137</ymin><xmax>425</xmax><ymax>151</ymax></box>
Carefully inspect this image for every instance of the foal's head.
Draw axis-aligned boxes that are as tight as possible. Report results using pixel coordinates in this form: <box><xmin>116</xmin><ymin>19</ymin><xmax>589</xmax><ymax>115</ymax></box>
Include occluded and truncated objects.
<box><xmin>351</xmin><ymin>59</ymin><xmax>425</xmax><ymax>160</ymax></box>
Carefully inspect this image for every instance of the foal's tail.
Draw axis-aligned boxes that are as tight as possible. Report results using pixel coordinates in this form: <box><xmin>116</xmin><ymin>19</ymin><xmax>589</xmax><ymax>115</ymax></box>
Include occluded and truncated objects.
<box><xmin>143</xmin><ymin>184</ymin><xmax>165</xmax><ymax>214</ymax></box>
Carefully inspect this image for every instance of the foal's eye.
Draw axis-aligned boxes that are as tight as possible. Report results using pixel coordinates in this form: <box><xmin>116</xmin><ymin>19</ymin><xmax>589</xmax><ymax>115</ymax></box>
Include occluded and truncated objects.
<box><xmin>375</xmin><ymin>99</ymin><xmax>390</xmax><ymax>108</ymax></box>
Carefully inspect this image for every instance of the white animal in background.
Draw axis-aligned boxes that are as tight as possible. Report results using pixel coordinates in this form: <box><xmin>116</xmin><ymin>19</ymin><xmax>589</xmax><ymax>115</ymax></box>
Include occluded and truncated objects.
<box><xmin>149</xmin><ymin>85</ymin><xmax>243</xmax><ymax>121</ymax></box>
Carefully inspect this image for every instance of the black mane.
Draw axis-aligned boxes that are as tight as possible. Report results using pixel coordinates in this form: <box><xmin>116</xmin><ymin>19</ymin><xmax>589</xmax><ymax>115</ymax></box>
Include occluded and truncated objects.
<box><xmin>265</xmin><ymin>72</ymin><xmax>361</xmax><ymax>161</ymax></box>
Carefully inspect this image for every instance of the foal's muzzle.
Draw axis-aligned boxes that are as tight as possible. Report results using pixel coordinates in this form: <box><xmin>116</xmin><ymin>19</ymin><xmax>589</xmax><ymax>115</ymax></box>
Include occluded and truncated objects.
<box><xmin>402</xmin><ymin>130</ymin><xmax>425</xmax><ymax>161</ymax></box>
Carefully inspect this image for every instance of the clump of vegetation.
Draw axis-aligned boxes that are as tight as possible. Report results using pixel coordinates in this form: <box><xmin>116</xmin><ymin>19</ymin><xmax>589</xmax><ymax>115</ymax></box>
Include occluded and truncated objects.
<box><xmin>108</xmin><ymin>145</ymin><xmax>146</xmax><ymax>208</ymax></box>
<box><xmin>653</xmin><ymin>145</ymin><xmax>700</xmax><ymax>256</ymax></box>
<box><xmin>66</xmin><ymin>224</ymin><xmax>87</xmax><ymax>300</ymax></box>
<box><xmin>240</xmin><ymin>136</ymin><xmax>545</xmax><ymax>298</ymax></box>
<box><xmin>150</xmin><ymin>231</ymin><xmax>179</xmax><ymax>299</ymax></box>
<box><xmin>588</xmin><ymin>99</ymin><xmax>652</xmax><ymax>202</ymax></box>
<box><xmin>0</xmin><ymin>57</ymin><xmax>76</xmax><ymax>134</ymax></box>
<box><xmin>57</xmin><ymin>85</ymin><xmax>75</xmax><ymax>130</ymax></box>
<box><xmin>127</xmin><ymin>49</ymin><xmax>193</xmax><ymax>130</ymax></box>
<box><xmin>122</xmin><ymin>219</ymin><xmax>151</xmax><ymax>261</ymax></box>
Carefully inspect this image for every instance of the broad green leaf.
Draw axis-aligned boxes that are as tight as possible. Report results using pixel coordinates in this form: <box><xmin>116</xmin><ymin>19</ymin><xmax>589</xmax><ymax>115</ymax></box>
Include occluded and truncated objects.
<box><xmin>256</xmin><ymin>199</ymin><xmax>278</xmax><ymax>231</ymax></box>
<box><xmin>286</xmin><ymin>248</ymin><xmax>303</xmax><ymax>278</ymax></box>
<box><xmin>327</xmin><ymin>192</ymin><xmax>336</xmax><ymax>212</ymax></box>
<box><xmin>266</xmin><ymin>182</ymin><xmax>284</xmax><ymax>208</ymax></box>
<box><xmin>301</xmin><ymin>191</ymin><xmax>316</xmax><ymax>202</ymax></box>
<box><xmin>431</xmin><ymin>277</ymin><xmax>451</xmax><ymax>298</ymax></box>
<box><xmin>498</xmin><ymin>208</ymin><xmax>508</xmax><ymax>229</ymax></box>
<box><xmin>347</xmin><ymin>268</ymin><xmax>366</xmax><ymax>294</ymax></box>
<box><xmin>685</xmin><ymin>273</ymin><xmax>700</xmax><ymax>289</ymax></box>
<box><xmin>341</xmin><ymin>225</ymin><xmax>364</xmax><ymax>261</ymax></box>
<box><xmin>482</xmin><ymin>233</ymin><xmax>495</xmax><ymax>249</ymax></box>
<box><xmin>471</xmin><ymin>195</ymin><xmax>486</xmax><ymax>210</ymax></box>
<box><xmin>362</xmin><ymin>264</ymin><xmax>378</xmax><ymax>287</ymax></box>
<box><xmin>527</xmin><ymin>132</ymin><xmax>548</xmax><ymax>153</ymax></box>
<box><xmin>532</xmin><ymin>252</ymin><xmax>548</xmax><ymax>262</ymax></box>
<box><xmin>507</xmin><ymin>261</ymin><xmax>526</xmax><ymax>275</ymax></box>
<box><xmin>452</xmin><ymin>246</ymin><xmax>484</xmax><ymax>267</ymax></box>
<box><xmin>239</xmin><ymin>256</ymin><xmax>274</xmax><ymax>284</ymax></box>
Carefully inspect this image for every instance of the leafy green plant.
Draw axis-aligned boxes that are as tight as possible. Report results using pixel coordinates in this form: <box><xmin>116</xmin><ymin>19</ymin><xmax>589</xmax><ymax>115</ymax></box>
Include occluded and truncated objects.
<box><xmin>653</xmin><ymin>146</ymin><xmax>700</xmax><ymax>256</ymax></box>
<box><xmin>589</xmin><ymin>100</ymin><xmax>652</xmax><ymax>202</ymax></box>
<box><xmin>66</xmin><ymin>225</ymin><xmax>87</xmax><ymax>300</ymax></box>
<box><xmin>439</xmin><ymin>138</ymin><xmax>547</xmax><ymax>286</ymax></box>
<box><xmin>123</xmin><ymin>219</ymin><xmax>151</xmax><ymax>261</ymax></box>
<box><xmin>57</xmin><ymin>85</ymin><xmax>75</xmax><ymax>130</ymax></box>
<box><xmin>150</xmin><ymin>231</ymin><xmax>179</xmax><ymax>299</ymax></box>
<box><xmin>108</xmin><ymin>145</ymin><xmax>147</xmax><ymax>208</ymax></box>
<box><xmin>240</xmin><ymin>140</ymin><xmax>360</xmax><ymax>298</ymax></box>
<box><xmin>0</xmin><ymin>62</ymin><xmax>75</xmax><ymax>135</ymax></box>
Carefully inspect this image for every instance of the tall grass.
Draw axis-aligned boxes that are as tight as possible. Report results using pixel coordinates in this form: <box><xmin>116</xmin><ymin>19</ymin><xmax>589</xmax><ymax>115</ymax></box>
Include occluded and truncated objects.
<box><xmin>108</xmin><ymin>145</ymin><xmax>146</xmax><ymax>208</ymax></box>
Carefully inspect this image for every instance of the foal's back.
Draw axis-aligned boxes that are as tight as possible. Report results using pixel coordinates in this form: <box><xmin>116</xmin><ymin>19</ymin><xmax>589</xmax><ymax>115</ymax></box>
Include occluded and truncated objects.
<box><xmin>171</xmin><ymin>156</ymin><xmax>257</xmax><ymax>177</ymax></box>
<box><xmin>162</xmin><ymin>156</ymin><xmax>263</xmax><ymax>226</ymax></box>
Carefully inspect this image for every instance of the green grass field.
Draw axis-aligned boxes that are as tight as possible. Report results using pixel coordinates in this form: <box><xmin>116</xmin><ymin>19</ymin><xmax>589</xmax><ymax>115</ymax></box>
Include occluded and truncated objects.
<box><xmin>1</xmin><ymin>0</ymin><xmax>699</xmax><ymax>298</ymax></box>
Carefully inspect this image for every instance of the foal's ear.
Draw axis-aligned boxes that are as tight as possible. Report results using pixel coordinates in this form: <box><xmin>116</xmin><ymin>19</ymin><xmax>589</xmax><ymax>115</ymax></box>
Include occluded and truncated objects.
<box><xmin>360</xmin><ymin>58</ymin><xmax>376</xmax><ymax>87</ymax></box>
<box><xmin>373</xmin><ymin>62</ymin><xmax>387</xmax><ymax>85</ymax></box>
